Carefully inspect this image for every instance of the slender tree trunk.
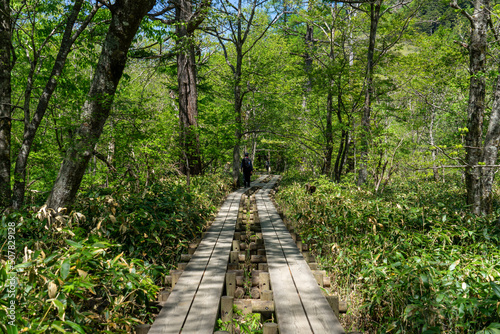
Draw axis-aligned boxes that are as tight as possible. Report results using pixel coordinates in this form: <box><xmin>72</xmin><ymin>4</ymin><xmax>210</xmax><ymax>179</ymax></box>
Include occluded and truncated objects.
<box><xmin>304</xmin><ymin>22</ymin><xmax>313</xmax><ymax>92</ymax></box>
<box><xmin>0</xmin><ymin>0</ymin><xmax>12</xmax><ymax>209</ymax></box>
<box><xmin>177</xmin><ymin>0</ymin><xmax>203</xmax><ymax>175</ymax></box>
<box><xmin>324</xmin><ymin>90</ymin><xmax>334</xmax><ymax>175</ymax></box>
<box><xmin>251</xmin><ymin>134</ymin><xmax>257</xmax><ymax>162</ymax></box>
<box><xmin>232</xmin><ymin>55</ymin><xmax>243</xmax><ymax>187</ymax></box>
<box><xmin>480</xmin><ymin>65</ymin><xmax>500</xmax><ymax>213</ymax></box>
<box><xmin>11</xmin><ymin>0</ymin><xmax>97</xmax><ymax>209</ymax></box>
<box><xmin>464</xmin><ymin>0</ymin><xmax>489</xmax><ymax>214</ymax></box>
<box><xmin>334</xmin><ymin>89</ymin><xmax>348</xmax><ymax>182</ymax></box>
<box><xmin>357</xmin><ymin>1</ymin><xmax>381</xmax><ymax>186</ymax></box>
<box><xmin>46</xmin><ymin>0</ymin><xmax>155</xmax><ymax>211</ymax></box>
<box><xmin>231</xmin><ymin>4</ymin><xmax>244</xmax><ymax>188</ymax></box>
<box><xmin>429</xmin><ymin>108</ymin><xmax>439</xmax><ymax>181</ymax></box>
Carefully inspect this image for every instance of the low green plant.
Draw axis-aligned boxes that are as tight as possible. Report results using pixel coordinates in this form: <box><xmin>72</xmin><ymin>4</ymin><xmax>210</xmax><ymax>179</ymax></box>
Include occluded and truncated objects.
<box><xmin>0</xmin><ymin>173</ymin><xmax>233</xmax><ymax>333</ymax></box>
<box><xmin>216</xmin><ymin>306</ymin><xmax>263</xmax><ymax>334</ymax></box>
<box><xmin>274</xmin><ymin>172</ymin><xmax>500</xmax><ymax>333</ymax></box>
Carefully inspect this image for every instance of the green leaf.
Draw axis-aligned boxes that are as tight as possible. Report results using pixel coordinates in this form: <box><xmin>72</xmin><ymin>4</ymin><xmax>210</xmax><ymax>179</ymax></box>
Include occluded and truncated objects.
<box><xmin>13</xmin><ymin>262</ymin><xmax>32</xmax><ymax>270</ymax></box>
<box><xmin>60</xmin><ymin>258</ymin><xmax>70</xmax><ymax>280</ymax></box>
<box><xmin>50</xmin><ymin>323</ymin><xmax>66</xmax><ymax>333</ymax></box>
<box><xmin>6</xmin><ymin>325</ymin><xmax>19</xmax><ymax>334</ymax></box>
<box><xmin>491</xmin><ymin>282</ymin><xmax>500</xmax><ymax>298</ymax></box>
<box><xmin>63</xmin><ymin>321</ymin><xmax>85</xmax><ymax>334</ymax></box>
<box><xmin>52</xmin><ymin>299</ymin><xmax>66</xmax><ymax>319</ymax></box>
<box><xmin>65</xmin><ymin>239</ymin><xmax>83</xmax><ymax>248</ymax></box>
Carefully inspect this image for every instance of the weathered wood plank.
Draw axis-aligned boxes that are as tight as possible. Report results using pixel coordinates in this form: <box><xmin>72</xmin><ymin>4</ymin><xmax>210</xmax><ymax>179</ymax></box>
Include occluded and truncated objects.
<box><xmin>257</xmin><ymin>193</ymin><xmax>313</xmax><ymax>334</ymax></box>
<box><xmin>181</xmin><ymin>200</ymin><xmax>239</xmax><ymax>333</ymax></box>
<box><xmin>257</xmin><ymin>177</ymin><xmax>344</xmax><ymax>334</ymax></box>
<box><xmin>149</xmin><ymin>189</ymin><xmax>244</xmax><ymax>334</ymax></box>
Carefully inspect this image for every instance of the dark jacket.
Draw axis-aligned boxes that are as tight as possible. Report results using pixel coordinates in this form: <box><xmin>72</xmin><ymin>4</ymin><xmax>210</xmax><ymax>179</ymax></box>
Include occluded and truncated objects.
<box><xmin>241</xmin><ymin>157</ymin><xmax>253</xmax><ymax>173</ymax></box>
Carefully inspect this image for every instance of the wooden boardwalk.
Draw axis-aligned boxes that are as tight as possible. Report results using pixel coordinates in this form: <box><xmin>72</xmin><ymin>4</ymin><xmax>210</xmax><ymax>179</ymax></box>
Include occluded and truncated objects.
<box><xmin>149</xmin><ymin>175</ymin><xmax>267</xmax><ymax>334</ymax></box>
<box><xmin>256</xmin><ymin>176</ymin><xmax>345</xmax><ymax>334</ymax></box>
<box><xmin>147</xmin><ymin>175</ymin><xmax>345</xmax><ymax>334</ymax></box>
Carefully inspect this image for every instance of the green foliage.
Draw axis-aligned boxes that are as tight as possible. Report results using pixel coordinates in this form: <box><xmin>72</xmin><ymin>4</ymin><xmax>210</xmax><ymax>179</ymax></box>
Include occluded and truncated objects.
<box><xmin>274</xmin><ymin>172</ymin><xmax>500</xmax><ymax>333</ymax></box>
<box><xmin>216</xmin><ymin>306</ymin><xmax>263</xmax><ymax>334</ymax></box>
<box><xmin>0</xmin><ymin>174</ymin><xmax>233</xmax><ymax>333</ymax></box>
<box><xmin>0</xmin><ymin>238</ymin><xmax>159</xmax><ymax>333</ymax></box>
<box><xmin>75</xmin><ymin>174</ymin><xmax>233</xmax><ymax>269</ymax></box>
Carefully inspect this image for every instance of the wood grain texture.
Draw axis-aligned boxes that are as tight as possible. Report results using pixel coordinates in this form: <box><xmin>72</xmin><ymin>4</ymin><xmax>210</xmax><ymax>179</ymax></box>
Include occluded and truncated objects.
<box><xmin>149</xmin><ymin>188</ymin><xmax>244</xmax><ymax>334</ymax></box>
<box><xmin>256</xmin><ymin>176</ymin><xmax>345</xmax><ymax>334</ymax></box>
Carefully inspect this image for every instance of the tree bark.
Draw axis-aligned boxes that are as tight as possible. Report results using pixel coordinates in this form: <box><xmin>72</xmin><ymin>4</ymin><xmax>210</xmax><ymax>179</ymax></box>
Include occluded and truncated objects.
<box><xmin>176</xmin><ymin>0</ymin><xmax>210</xmax><ymax>176</ymax></box>
<box><xmin>324</xmin><ymin>90</ymin><xmax>334</xmax><ymax>175</ymax></box>
<box><xmin>232</xmin><ymin>50</ymin><xmax>243</xmax><ymax>187</ymax></box>
<box><xmin>46</xmin><ymin>0</ymin><xmax>155</xmax><ymax>211</ymax></box>
<box><xmin>463</xmin><ymin>0</ymin><xmax>489</xmax><ymax>214</ymax></box>
<box><xmin>429</xmin><ymin>108</ymin><xmax>439</xmax><ymax>181</ymax></box>
<box><xmin>357</xmin><ymin>0</ymin><xmax>381</xmax><ymax>186</ymax></box>
<box><xmin>0</xmin><ymin>0</ymin><xmax>12</xmax><ymax>209</ymax></box>
<box><xmin>480</xmin><ymin>64</ymin><xmax>500</xmax><ymax>213</ymax></box>
<box><xmin>11</xmin><ymin>0</ymin><xmax>98</xmax><ymax>209</ymax></box>
<box><xmin>230</xmin><ymin>0</ymin><xmax>244</xmax><ymax>188</ymax></box>
<box><xmin>334</xmin><ymin>88</ymin><xmax>349</xmax><ymax>182</ymax></box>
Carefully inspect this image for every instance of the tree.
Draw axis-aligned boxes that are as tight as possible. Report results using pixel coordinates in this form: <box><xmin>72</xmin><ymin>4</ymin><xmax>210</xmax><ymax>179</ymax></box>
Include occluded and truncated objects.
<box><xmin>150</xmin><ymin>0</ymin><xmax>211</xmax><ymax>175</ymax></box>
<box><xmin>46</xmin><ymin>0</ymin><xmax>156</xmax><ymax>211</ymax></box>
<box><xmin>0</xmin><ymin>0</ymin><xmax>12</xmax><ymax>209</ymax></box>
<box><xmin>207</xmin><ymin>0</ymin><xmax>283</xmax><ymax>187</ymax></box>
<box><xmin>9</xmin><ymin>0</ymin><xmax>100</xmax><ymax>209</ymax></box>
<box><xmin>297</xmin><ymin>2</ymin><xmax>357</xmax><ymax>179</ymax></box>
<box><xmin>451</xmin><ymin>0</ymin><xmax>500</xmax><ymax>214</ymax></box>
<box><xmin>357</xmin><ymin>0</ymin><xmax>382</xmax><ymax>185</ymax></box>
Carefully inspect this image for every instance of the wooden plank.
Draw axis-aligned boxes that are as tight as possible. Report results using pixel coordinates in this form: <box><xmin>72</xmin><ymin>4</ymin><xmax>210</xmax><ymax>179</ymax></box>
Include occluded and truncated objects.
<box><xmin>149</xmin><ymin>189</ymin><xmax>244</xmax><ymax>334</ymax></box>
<box><xmin>257</xmin><ymin>193</ymin><xmax>313</xmax><ymax>334</ymax></box>
<box><xmin>257</xmin><ymin>178</ymin><xmax>344</xmax><ymax>334</ymax></box>
<box><xmin>181</xmin><ymin>200</ymin><xmax>240</xmax><ymax>333</ymax></box>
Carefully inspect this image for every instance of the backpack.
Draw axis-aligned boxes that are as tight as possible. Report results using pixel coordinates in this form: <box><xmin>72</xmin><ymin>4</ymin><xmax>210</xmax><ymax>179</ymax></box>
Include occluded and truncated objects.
<box><xmin>243</xmin><ymin>157</ymin><xmax>252</xmax><ymax>171</ymax></box>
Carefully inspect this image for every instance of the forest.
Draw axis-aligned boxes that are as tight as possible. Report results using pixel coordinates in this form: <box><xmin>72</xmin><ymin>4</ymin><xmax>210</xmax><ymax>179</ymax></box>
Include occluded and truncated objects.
<box><xmin>0</xmin><ymin>0</ymin><xmax>500</xmax><ymax>333</ymax></box>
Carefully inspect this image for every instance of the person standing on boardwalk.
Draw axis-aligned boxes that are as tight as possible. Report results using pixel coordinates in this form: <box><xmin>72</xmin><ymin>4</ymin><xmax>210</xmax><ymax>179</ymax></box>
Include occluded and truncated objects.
<box><xmin>241</xmin><ymin>153</ymin><xmax>253</xmax><ymax>187</ymax></box>
<box><xmin>265</xmin><ymin>159</ymin><xmax>270</xmax><ymax>174</ymax></box>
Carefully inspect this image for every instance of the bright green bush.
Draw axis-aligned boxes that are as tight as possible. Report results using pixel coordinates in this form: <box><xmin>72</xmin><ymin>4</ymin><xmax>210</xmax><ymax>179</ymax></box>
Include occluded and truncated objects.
<box><xmin>1</xmin><ymin>238</ymin><xmax>160</xmax><ymax>333</ymax></box>
<box><xmin>274</xmin><ymin>172</ymin><xmax>500</xmax><ymax>333</ymax></box>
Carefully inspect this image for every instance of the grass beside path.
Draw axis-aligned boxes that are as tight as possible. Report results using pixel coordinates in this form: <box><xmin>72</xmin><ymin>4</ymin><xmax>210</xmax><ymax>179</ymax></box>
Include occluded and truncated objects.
<box><xmin>273</xmin><ymin>172</ymin><xmax>500</xmax><ymax>334</ymax></box>
<box><xmin>0</xmin><ymin>173</ymin><xmax>233</xmax><ymax>333</ymax></box>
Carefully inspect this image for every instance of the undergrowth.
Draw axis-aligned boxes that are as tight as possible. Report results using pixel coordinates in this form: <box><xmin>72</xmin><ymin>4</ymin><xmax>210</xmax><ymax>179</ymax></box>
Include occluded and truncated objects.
<box><xmin>0</xmin><ymin>173</ymin><xmax>232</xmax><ymax>333</ymax></box>
<box><xmin>274</xmin><ymin>171</ymin><xmax>500</xmax><ymax>334</ymax></box>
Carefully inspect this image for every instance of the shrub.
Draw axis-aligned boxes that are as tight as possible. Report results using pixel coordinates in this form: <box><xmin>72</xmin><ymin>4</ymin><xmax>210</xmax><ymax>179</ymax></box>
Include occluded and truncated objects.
<box><xmin>274</xmin><ymin>172</ymin><xmax>500</xmax><ymax>333</ymax></box>
<box><xmin>0</xmin><ymin>173</ymin><xmax>233</xmax><ymax>333</ymax></box>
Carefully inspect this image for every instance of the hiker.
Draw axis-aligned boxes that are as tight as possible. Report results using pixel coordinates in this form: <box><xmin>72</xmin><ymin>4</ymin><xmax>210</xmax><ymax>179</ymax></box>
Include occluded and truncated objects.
<box><xmin>265</xmin><ymin>159</ymin><xmax>270</xmax><ymax>174</ymax></box>
<box><xmin>241</xmin><ymin>153</ymin><xmax>253</xmax><ymax>187</ymax></box>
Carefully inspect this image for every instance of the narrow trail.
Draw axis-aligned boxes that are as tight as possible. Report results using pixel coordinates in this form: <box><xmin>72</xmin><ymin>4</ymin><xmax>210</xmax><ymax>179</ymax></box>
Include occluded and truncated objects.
<box><xmin>142</xmin><ymin>175</ymin><xmax>346</xmax><ymax>334</ymax></box>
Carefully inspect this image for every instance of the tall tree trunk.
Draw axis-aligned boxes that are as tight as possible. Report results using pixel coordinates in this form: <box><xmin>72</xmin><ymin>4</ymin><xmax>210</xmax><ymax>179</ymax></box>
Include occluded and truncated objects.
<box><xmin>231</xmin><ymin>3</ymin><xmax>244</xmax><ymax>188</ymax></box>
<box><xmin>334</xmin><ymin>88</ymin><xmax>349</xmax><ymax>182</ymax></box>
<box><xmin>11</xmin><ymin>0</ymin><xmax>98</xmax><ymax>209</ymax></box>
<box><xmin>46</xmin><ymin>0</ymin><xmax>155</xmax><ymax>211</ymax></box>
<box><xmin>232</xmin><ymin>53</ymin><xmax>243</xmax><ymax>187</ymax></box>
<box><xmin>429</xmin><ymin>108</ymin><xmax>439</xmax><ymax>181</ymax></box>
<box><xmin>480</xmin><ymin>64</ymin><xmax>500</xmax><ymax>213</ymax></box>
<box><xmin>463</xmin><ymin>0</ymin><xmax>489</xmax><ymax>214</ymax></box>
<box><xmin>324</xmin><ymin>90</ymin><xmax>334</xmax><ymax>175</ymax></box>
<box><xmin>177</xmin><ymin>0</ymin><xmax>205</xmax><ymax>176</ymax></box>
<box><xmin>357</xmin><ymin>1</ymin><xmax>381</xmax><ymax>186</ymax></box>
<box><xmin>0</xmin><ymin>0</ymin><xmax>12</xmax><ymax>209</ymax></box>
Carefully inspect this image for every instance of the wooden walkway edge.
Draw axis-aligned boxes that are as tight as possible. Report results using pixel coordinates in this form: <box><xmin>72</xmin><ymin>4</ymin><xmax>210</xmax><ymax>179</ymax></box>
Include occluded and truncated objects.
<box><xmin>256</xmin><ymin>176</ymin><xmax>345</xmax><ymax>334</ymax></box>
